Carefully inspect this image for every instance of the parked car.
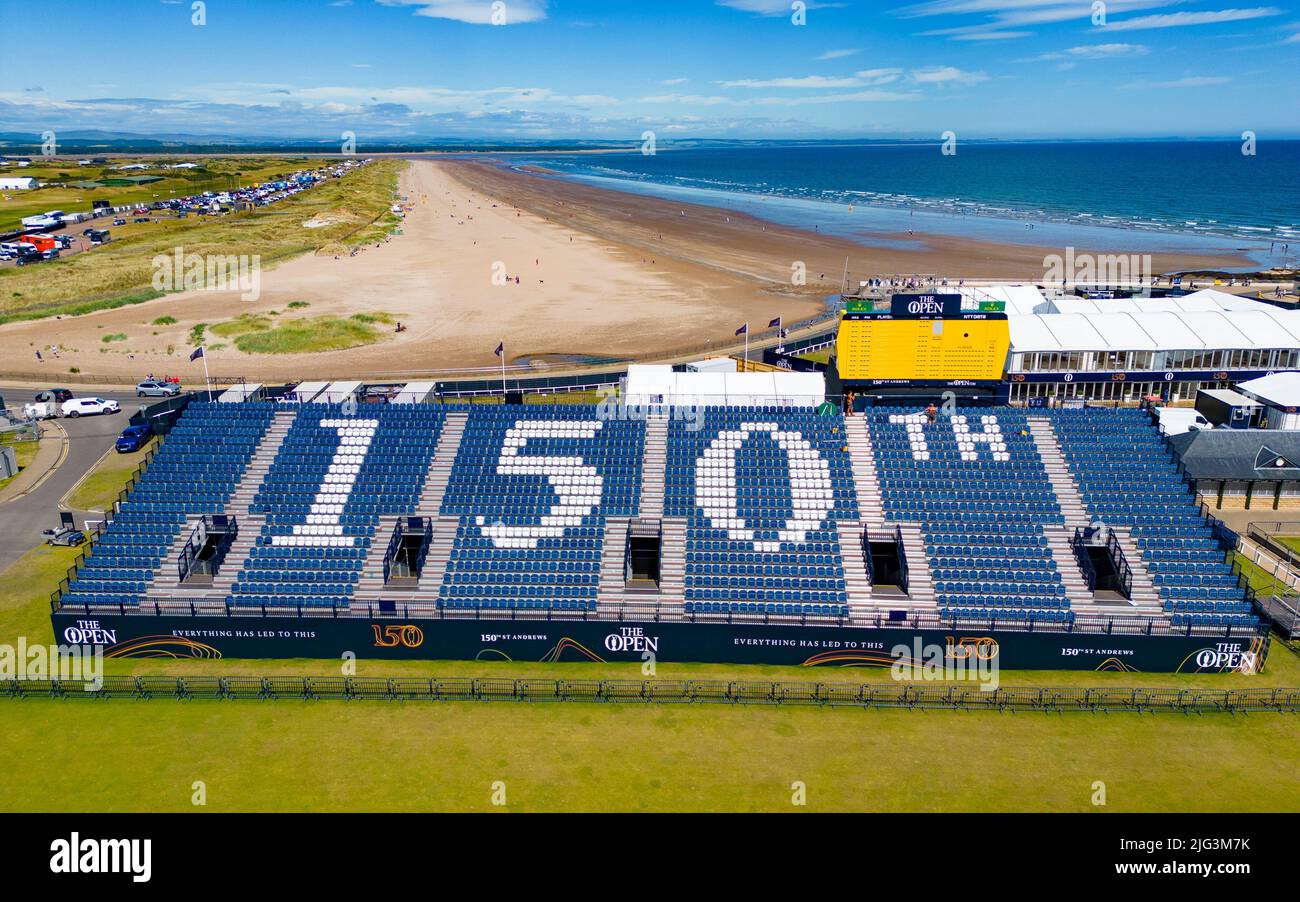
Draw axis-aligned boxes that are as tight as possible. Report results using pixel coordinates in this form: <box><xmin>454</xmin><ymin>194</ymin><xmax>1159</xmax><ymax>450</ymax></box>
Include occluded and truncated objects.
<box><xmin>113</xmin><ymin>218</ymin><xmax>127</xmax><ymax>226</ymax></box>
<box><xmin>133</xmin><ymin>217</ymin><xmax>149</xmax><ymax>224</ymax></box>
<box><xmin>61</xmin><ymin>397</ymin><xmax>120</xmax><ymax>418</ymax></box>
<box><xmin>42</xmin><ymin>527</ymin><xmax>86</xmax><ymax>547</ymax></box>
<box><xmin>115</xmin><ymin>423</ymin><xmax>152</xmax><ymax>453</ymax></box>
<box><xmin>35</xmin><ymin>388</ymin><xmax>73</xmax><ymax>403</ymax></box>
<box><xmin>136</xmin><ymin>380</ymin><xmax>180</xmax><ymax>398</ymax></box>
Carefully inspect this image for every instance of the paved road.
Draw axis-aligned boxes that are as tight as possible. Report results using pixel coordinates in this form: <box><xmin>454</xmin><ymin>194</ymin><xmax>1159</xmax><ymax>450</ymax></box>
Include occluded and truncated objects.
<box><xmin>0</xmin><ymin>385</ymin><xmax>144</xmax><ymax>571</ymax></box>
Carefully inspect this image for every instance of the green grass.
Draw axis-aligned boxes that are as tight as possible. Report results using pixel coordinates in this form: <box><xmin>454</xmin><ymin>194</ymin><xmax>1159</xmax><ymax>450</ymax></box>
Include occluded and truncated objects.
<box><xmin>100</xmin><ymin>332</ymin><xmax>127</xmax><ymax>343</ymax></box>
<box><xmin>151</xmin><ymin>316</ymin><xmax>177</xmax><ymax>326</ymax></box>
<box><xmin>62</xmin><ymin>441</ymin><xmax>154</xmax><ymax>512</ymax></box>
<box><xmin>209</xmin><ymin>314</ymin><xmax>273</xmax><ymax>338</ymax></box>
<box><xmin>0</xmin><ymin>436</ymin><xmax>39</xmax><ymax>493</ymax></box>
<box><xmin>231</xmin><ymin>314</ymin><xmax>389</xmax><ymax>355</ymax></box>
<box><xmin>287</xmin><ymin>300</ymin><xmax>310</xmax><ymax>310</ymax></box>
<box><xmin>3</xmin><ymin>695</ymin><xmax>1296</xmax><ymax>812</ymax></box>
<box><xmin>0</xmin><ymin>159</ymin><xmax>404</xmax><ymax>322</ymax></box>
<box><xmin>799</xmin><ymin>348</ymin><xmax>833</xmax><ymax>364</ymax></box>
<box><xmin>3</xmin><ymin>536</ymin><xmax>1297</xmax><ymax>811</ymax></box>
<box><xmin>1231</xmin><ymin>552</ymin><xmax>1291</xmax><ymax>596</ymax></box>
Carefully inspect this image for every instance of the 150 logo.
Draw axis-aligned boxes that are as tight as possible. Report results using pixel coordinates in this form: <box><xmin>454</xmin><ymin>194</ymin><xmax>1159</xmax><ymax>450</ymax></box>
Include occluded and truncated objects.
<box><xmin>371</xmin><ymin>624</ymin><xmax>424</xmax><ymax>649</ymax></box>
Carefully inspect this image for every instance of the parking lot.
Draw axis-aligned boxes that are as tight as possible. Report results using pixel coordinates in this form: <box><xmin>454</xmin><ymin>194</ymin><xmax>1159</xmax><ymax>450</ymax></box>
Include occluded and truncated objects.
<box><xmin>0</xmin><ymin>384</ymin><xmax>156</xmax><ymax>570</ymax></box>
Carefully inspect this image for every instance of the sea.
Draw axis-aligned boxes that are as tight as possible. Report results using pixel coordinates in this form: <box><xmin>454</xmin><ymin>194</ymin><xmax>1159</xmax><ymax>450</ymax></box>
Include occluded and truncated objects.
<box><xmin>502</xmin><ymin>141</ymin><xmax>1300</xmax><ymax>270</ymax></box>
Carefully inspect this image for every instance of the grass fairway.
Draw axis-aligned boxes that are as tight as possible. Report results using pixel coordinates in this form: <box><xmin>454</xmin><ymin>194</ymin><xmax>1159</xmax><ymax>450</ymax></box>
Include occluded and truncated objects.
<box><xmin>2</xmin><ymin>541</ymin><xmax>1298</xmax><ymax>811</ymax></box>
<box><xmin>3</xmin><ymin>694</ymin><xmax>1297</xmax><ymax>812</ymax></box>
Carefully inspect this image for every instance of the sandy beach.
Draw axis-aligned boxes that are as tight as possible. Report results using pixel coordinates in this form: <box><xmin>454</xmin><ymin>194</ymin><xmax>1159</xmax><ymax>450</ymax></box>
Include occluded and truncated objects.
<box><xmin>0</xmin><ymin>158</ymin><xmax>1254</xmax><ymax>384</ymax></box>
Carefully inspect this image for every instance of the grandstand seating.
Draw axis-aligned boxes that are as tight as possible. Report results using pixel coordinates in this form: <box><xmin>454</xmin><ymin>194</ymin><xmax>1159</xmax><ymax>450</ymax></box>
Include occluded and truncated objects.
<box><xmin>1050</xmin><ymin>408</ymin><xmax>1255</xmax><ymax>627</ymax></box>
<box><xmin>666</xmin><ymin>407</ymin><xmax>858</xmax><ymax>616</ymax></box>
<box><xmin>437</xmin><ymin>406</ymin><xmax>643</xmax><ymax>612</ymax></box>
<box><xmin>867</xmin><ymin>408</ymin><xmax>1072</xmax><ymax>622</ymax></box>
<box><xmin>229</xmin><ymin>403</ymin><xmax>445</xmax><ymax>608</ymax></box>
<box><xmin>61</xmin><ymin>402</ymin><xmax>276</xmax><ymax>609</ymax></box>
<box><xmin>57</xmin><ymin>397</ymin><xmax>1258</xmax><ymax>632</ymax></box>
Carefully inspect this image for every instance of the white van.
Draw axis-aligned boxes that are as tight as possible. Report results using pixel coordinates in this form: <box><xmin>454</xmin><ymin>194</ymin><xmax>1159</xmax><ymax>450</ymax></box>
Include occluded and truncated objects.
<box><xmin>1154</xmin><ymin>408</ymin><xmax>1213</xmax><ymax>436</ymax></box>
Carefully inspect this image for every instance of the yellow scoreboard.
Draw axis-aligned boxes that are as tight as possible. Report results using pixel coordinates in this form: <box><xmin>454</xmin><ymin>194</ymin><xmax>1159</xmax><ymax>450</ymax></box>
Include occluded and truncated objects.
<box><xmin>836</xmin><ymin>295</ymin><xmax>1011</xmax><ymax>382</ymax></box>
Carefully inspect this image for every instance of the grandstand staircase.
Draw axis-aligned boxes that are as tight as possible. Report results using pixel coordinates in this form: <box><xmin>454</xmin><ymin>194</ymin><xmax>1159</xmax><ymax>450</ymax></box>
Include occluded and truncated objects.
<box><xmin>1027</xmin><ymin>416</ymin><xmax>1102</xmax><ymax>607</ymax></box>
<box><xmin>897</xmin><ymin>523</ymin><xmax>936</xmax><ymax>607</ymax></box>
<box><xmin>638</xmin><ymin>414</ymin><xmax>668</xmax><ymax>518</ymax></box>
<box><xmin>836</xmin><ymin>521</ymin><xmax>875</xmax><ymax>618</ymax></box>
<box><xmin>417</xmin><ymin>412</ymin><xmax>466</xmax><ymax>516</ymax></box>
<box><xmin>1042</xmin><ymin>525</ymin><xmax>1095</xmax><ymax>608</ymax></box>
<box><xmin>596</xmin><ymin>516</ymin><xmax>687</xmax><ymax>612</ymax></box>
<box><xmin>657</xmin><ymin>518</ymin><xmax>687</xmax><ymax>605</ymax></box>
<box><xmin>146</xmin><ymin>408</ymin><xmax>298</xmax><ymax>601</ymax></box>
<box><xmin>843</xmin><ymin>415</ymin><xmax>885</xmax><ymax>527</ymax></box>
<box><xmin>1110</xmin><ymin>527</ymin><xmax>1164</xmax><ymax>611</ymax></box>
<box><xmin>597</xmin><ymin>516</ymin><xmax>632</xmax><ymax>603</ymax></box>
<box><xmin>1026</xmin><ymin>418</ymin><xmax>1088</xmax><ymax>527</ymax></box>
<box><xmin>357</xmin><ymin>412</ymin><xmax>467</xmax><ymax>601</ymax></box>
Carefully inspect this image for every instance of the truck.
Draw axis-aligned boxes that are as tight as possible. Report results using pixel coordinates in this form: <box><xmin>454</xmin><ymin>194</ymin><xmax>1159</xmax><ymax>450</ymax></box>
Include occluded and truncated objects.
<box><xmin>1153</xmin><ymin>407</ymin><xmax>1213</xmax><ymax>436</ymax></box>
<box><xmin>19</xmin><ymin>234</ymin><xmax>57</xmax><ymax>254</ymax></box>
<box><xmin>19</xmin><ymin>215</ymin><xmax>59</xmax><ymax>232</ymax></box>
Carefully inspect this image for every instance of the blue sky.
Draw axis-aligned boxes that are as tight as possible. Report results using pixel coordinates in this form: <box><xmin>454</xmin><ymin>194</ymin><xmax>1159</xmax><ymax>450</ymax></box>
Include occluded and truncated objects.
<box><xmin>1</xmin><ymin>0</ymin><xmax>1297</xmax><ymax>140</ymax></box>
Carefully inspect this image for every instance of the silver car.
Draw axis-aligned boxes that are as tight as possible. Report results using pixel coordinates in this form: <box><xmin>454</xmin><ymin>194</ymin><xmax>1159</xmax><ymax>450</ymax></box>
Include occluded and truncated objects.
<box><xmin>136</xmin><ymin>380</ymin><xmax>181</xmax><ymax>398</ymax></box>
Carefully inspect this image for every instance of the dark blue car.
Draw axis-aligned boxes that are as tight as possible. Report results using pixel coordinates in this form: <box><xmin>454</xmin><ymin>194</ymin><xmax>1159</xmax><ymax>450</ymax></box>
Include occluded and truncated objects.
<box><xmin>115</xmin><ymin>423</ymin><xmax>152</xmax><ymax>453</ymax></box>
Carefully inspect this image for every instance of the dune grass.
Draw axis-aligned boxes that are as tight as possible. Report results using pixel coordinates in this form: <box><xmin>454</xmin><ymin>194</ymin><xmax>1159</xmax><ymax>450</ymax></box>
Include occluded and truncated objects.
<box><xmin>209</xmin><ymin>313</ymin><xmax>273</xmax><ymax>338</ymax></box>
<box><xmin>0</xmin><ymin>159</ymin><xmax>405</xmax><ymax>323</ymax></box>
<box><xmin>231</xmin><ymin>313</ymin><xmax>391</xmax><ymax>355</ymax></box>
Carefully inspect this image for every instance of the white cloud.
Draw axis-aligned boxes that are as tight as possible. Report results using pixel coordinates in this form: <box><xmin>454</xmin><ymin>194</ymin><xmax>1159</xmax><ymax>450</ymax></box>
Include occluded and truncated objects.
<box><xmin>660</xmin><ymin>78</ymin><xmax>690</xmax><ymax>86</ymax></box>
<box><xmin>721</xmin><ymin>75</ymin><xmax>868</xmax><ymax>89</ymax></box>
<box><xmin>376</xmin><ymin>0</ymin><xmax>547</xmax><ymax>25</ymax></box>
<box><xmin>1125</xmin><ymin>75</ymin><xmax>1233</xmax><ymax>88</ymax></box>
<box><xmin>1034</xmin><ymin>43</ymin><xmax>1151</xmax><ymax>61</ymax></box>
<box><xmin>1106</xmin><ymin>7</ymin><xmax>1283</xmax><ymax>31</ymax></box>
<box><xmin>815</xmin><ymin>48</ymin><xmax>860</xmax><ymax>60</ymax></box>
<box><xmin>717</xmin><ymin>0</ymin><xmax>838</xmax><ymax>15</ymax></box>
<box><xmin>910</xmin><ymin>65</ymin><xmax>989</xmax><ymax>85</ymax></box>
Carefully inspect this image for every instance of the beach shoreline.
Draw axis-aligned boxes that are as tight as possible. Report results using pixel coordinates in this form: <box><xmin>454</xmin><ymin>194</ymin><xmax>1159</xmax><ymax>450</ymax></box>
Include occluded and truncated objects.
<box><xmin>0</xmin><ymin>158</ymin><xmax>1268</xmax><ymax>383</ymax></box>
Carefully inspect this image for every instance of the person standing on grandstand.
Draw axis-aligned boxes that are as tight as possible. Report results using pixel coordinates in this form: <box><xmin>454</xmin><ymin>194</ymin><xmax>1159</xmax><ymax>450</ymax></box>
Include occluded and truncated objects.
<box><xmin>925</xmin><ymin>403</ymin><xmax>937</xmax><ymax>423</ymax></box>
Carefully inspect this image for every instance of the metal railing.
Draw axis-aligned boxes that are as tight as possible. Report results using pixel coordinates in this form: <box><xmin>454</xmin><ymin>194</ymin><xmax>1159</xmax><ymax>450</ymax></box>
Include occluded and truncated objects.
<box><xmin>894</xmin><ymin>525</ymin><xmax>909</xmax><ymax>594</ymax></box>
<box><xmin>5</xmin><ymin>676</ymin><xmax>1297</xmax><ymax>712</ymax></box>
<box><xmin>1106</xmin><ymin>528</ymin><xmax>1135</xmax><ymax>599</ymax></box>
<box><xmin>49</xmin><ymin>594</ymin><xmax>1267</xmax><ymax>640</ymax></box>
<box><xmin>177</xmin><ymin>515</ymin><xmax>238</xmax><ymax>583</ymax></box>
<box><xmin>1072</xmin><ymin>526</ymin><xmax>1099</xmax><ymax>592</ymax></box>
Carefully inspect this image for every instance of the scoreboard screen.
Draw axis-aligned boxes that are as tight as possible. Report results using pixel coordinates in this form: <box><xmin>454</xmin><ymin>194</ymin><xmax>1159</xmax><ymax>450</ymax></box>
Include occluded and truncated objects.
<box><xmin>837</xmin><ymin>297</ymin><xmax>1010</xmax><ymax>382</ymax></box>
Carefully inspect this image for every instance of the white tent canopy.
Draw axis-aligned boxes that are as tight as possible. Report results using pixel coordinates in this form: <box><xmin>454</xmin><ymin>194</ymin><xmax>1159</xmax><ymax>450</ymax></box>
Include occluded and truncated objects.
<box><xmin>624</xmin><ymin>365</ymin><xmax>825</xmax><ymax>408</ymax></box>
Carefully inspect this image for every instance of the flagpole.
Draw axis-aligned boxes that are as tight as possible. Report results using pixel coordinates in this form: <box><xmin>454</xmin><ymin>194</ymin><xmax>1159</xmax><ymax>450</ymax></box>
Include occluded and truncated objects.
<box><xmin>500</xmin><ymin>341</ymin><xmax>506</xmax><ymax>397</ymax></box>
<box><xmin>201</xmin><ymin>348</ymin><xmax>211</xmax><ymax>398</ymax></box>
<box><xmin>744</xmin><ymin>327</ymin><xmax>749</xmax><ymax>370</ymax></box>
